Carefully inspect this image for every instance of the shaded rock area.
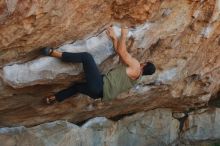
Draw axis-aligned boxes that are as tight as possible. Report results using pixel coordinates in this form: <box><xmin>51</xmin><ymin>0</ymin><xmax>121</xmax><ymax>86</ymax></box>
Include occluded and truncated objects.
<box><xmin>0</xmin><ymin>0</ymin><xmax>220</xmax><ymax>145</ymax></box>
<box><xmin>1</xmin><ymin>108</ymin><xmax>220</xmax><ymax>146</ymax></box>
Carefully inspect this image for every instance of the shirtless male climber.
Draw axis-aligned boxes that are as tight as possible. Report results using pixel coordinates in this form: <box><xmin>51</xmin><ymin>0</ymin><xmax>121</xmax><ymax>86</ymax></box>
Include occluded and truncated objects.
<box><xmin>42</xmin><ymin>26</ymin><xmax>156</xmax><ymax>104</ymax></box>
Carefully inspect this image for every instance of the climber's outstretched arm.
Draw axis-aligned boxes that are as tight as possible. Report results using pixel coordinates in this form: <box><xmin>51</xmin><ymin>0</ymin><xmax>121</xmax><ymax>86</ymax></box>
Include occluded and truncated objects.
<box><xmin>117</xmin><ymin>27</ymin><xmax>141</xmax><ymax>79</ymax></box>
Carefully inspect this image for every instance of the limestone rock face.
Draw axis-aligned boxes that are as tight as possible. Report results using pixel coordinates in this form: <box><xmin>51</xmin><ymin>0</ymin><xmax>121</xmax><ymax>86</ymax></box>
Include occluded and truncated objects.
<box><xmin>0</xmin><ymin>109</ymin><xmax>179</xmax><ymax>146</ymax></box>
<box><xmin>0</xmin><ymin>0</ymin><xmax>219</xmax><ymax>142</ymax></box>
<box><xmin>1</xmin><ymin>108</ymin><xmax>220</xmax><ymax>146</ymax></box>
<box><xmin>182</xmin><ymin>108</ymin><xmax>220</xmax><ymax>142</ymax></box>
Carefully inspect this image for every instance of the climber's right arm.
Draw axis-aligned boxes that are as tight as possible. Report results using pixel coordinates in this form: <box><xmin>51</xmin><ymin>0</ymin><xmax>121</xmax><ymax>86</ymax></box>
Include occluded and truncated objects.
<box><xmin>117</xmin><ymin>27</ymin><xmax>141</xmax><ymax>79</ymax></box>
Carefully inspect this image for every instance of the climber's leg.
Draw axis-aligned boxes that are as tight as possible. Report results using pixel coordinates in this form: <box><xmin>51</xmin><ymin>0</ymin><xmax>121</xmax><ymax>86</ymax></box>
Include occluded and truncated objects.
<box><xmin>42</xmin><ymin>47</ymin><xmax>62</xmax><ymax>58</ymax></box>
<box><xmin>45</xmin><ymin>83</ymin><xmax>85</xmax><ymax>104</ymax></box>
<box><xmin>43</xmin><ymin>50</ymin><xmax>103</xmax><ymax>103</ymax></box>
<box><xmin>55</xmin><ymin>82</ymin><xmax>102</xmax><ymax>102</ymax></box>
<box><xmin>54</xmin><ymin>83</ymin><xmax>86</xmax><ymax>102</ymax></box>
<box><xmin>61</xmin><ymin>52</ymin><xmax>103</xmax><ymax>97</ymax></box>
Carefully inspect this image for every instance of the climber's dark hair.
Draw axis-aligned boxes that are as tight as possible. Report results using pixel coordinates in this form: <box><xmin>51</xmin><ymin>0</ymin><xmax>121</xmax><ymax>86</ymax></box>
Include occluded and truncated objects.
<box><xmin>142</xmin><ymin>62</ymin><xmax>156</xmax><ymax>75</ymax></box>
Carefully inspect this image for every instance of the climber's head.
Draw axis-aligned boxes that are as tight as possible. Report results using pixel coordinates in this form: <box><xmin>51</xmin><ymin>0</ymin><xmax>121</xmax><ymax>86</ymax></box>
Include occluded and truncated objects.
<box><xmin>141</xmin><ymin>62</ymin><xmax>156</xmax><ymax>76</ymax></box>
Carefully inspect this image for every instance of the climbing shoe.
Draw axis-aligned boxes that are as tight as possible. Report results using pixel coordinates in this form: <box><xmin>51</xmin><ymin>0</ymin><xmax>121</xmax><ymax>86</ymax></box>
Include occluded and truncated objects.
<box><xmin>41</xmin><ymin>47</ymin><xmax>54</xmax><ymax>56</ymax></box>
<box><xmin>44</xmin><ymin>96</ymin><xmax>57</xmax><ymax>105</ymax></box>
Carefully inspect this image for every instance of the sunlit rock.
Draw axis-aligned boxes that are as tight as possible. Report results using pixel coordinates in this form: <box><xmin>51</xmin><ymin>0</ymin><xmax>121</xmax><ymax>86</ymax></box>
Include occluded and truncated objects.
<box><xmin>0</xmin><ymin>109</ymin><xmax>179</xmax><ymax>146</ymax></box>
<box><xmin>0</xmin><ymin>2</ymin><xmax>219</xmax><ymax>145</ymax></box>
<box><xmin>2</xmin><ymin>0</ymin><xmax>193</xmax><ymax>88</ymax></box>
<box><xmin>1</xmin><ymin>108</ymin><xmax>220</xmax><ymax>146</ymax></box>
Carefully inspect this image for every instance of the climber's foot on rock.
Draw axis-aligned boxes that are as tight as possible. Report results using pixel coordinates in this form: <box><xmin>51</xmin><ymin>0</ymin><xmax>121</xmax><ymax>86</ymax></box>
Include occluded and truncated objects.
<box><xmin>41</xmin><ymin>47</ymin><xmax>62</xmax><ymax>58</ymax></box>
<box><xmin>45</xmin><ymin>96</ymin><xmax>57</xmax><ymax>105</ymax></box>
<box><xmin>42</xmin><ymin>47</ymin><xmax>54</xmax><ymax>56</ymax></box>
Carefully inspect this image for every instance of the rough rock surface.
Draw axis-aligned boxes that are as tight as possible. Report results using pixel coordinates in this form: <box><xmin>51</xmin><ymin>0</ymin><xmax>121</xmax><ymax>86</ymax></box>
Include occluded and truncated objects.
<box><xmin>0</xmin><ymin>0</ymin><xmax>220</xmax><ymax>145</ymax></box>
<box><xmin>1</xmin><ymin>108</ymin><xmax>220</xmax><ymax>146</ymax></box>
